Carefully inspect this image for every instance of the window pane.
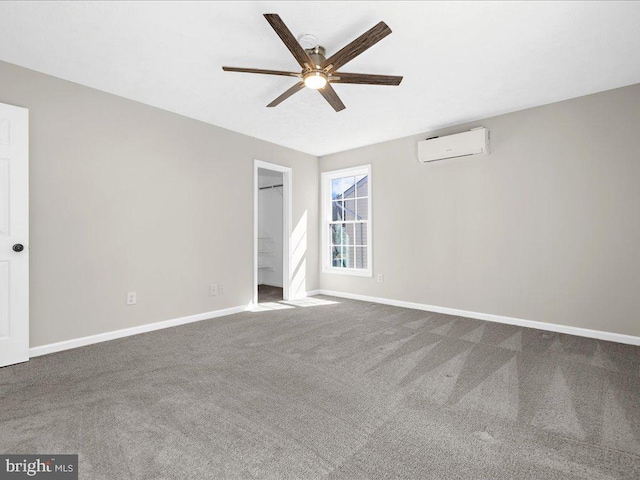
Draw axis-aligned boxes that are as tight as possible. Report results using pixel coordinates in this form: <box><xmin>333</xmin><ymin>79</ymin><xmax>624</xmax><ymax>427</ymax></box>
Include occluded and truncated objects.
<box><xmin>331</xmin><ymin>178</ymin><xmax>343</xmax><ymax>200</ymax></box>
<box><xmin>356</xmin><ymin>198</ymin><xmax>368</xmax><ymax>220</ymax></box>
<box><xmin>356</xmin><ymin>174</ymin><xmax>368</xmax><ymax>197</ymax></box>
<box><xmin>343</xmin><ymin>223</ymin><xmax>354</xmax><ymax>245</ymax></box>
<box><xmin>356</xmin><ymin>247</ymin><xmax>368</xmax><ymax>269</ymax></box>
<box><xmin>345</xmin><ymin>199</ymin><xmax>355</xmax><ymax>221</ymax></box>
<box><xmin>330</xmin><ymin>224</ymin><xmax>341</xmax><ymax>245</ymax></box>
<box><xmin>331</xmin><ymin>223</ymin><xmax>354</xmax><ymax>245</ymax></box>
<box><xmin>344</xmin><ymin>247</ymin><xmax>355</xmax><ymax>268</ymax></box>
<box><xmin>331</xmin><ymin>246</ymin><xmax>344</xmax><ymax>267</ymax></box>
<box><xmin>355</xmin><ymin>223</ymin><xmax>368</xmax><ymax>246</ymax></box>
<box><xmin>343</xmin><ymin>176</ymin><xmax>356</xmax><ymax>198</ymax></box>
<box><xmin>332</xmin><ymin>201</ymin><xmax>343</xmax><ymax>221</ymax></box>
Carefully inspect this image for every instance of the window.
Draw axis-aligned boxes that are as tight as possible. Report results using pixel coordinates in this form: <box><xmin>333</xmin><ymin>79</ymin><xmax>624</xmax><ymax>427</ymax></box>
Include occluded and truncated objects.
<box><xmin>322</xmin><ymin>165</ymin><xmax>372</xmax><ymax>277</ymax></box>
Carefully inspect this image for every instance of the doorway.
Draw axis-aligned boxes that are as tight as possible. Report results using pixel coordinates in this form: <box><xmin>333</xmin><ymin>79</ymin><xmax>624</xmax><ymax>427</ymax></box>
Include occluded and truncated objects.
<box><xmin>253</xmin><ymin>160</ymin><xmax>292</xmax><ymax>306</ymax></box>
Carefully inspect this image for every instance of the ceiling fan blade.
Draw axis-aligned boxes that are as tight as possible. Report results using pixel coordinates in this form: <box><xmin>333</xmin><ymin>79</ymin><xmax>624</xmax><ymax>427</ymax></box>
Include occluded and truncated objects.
<box><xmin>264</xmin><ymin>14</ymin><xmax>313</xmax><ymax>69</ymax></box>
<box><xmin>222</xmin><ymin>67</ymin><xmax>300</xmax><ymax>78</ymax></box>
<box><xmin>330</xmin><ymin>72</ymin><xmax>403</xmax><ymax>85</ymax></box>
<box><xmin>267</xmin><ymin>81</ymin><xmax>305</xmax><ymax>107</ymax></box>
<box><xmin>322</xmin><ymin>22</ymin><xmax>392</xmax><ymax>71</ymax></box>
<box><xmin>319</xmin><ymin>83</ymin><xmax>346</xmax><ymax>112</ymax></box>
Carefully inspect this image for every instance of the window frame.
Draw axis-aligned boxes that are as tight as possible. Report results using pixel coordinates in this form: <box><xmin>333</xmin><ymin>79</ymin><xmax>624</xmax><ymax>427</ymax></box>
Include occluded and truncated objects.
<box><xmin>321</xmin><ymin>165</ymin><xmax>372</xmax><ymax>277</ymax></box>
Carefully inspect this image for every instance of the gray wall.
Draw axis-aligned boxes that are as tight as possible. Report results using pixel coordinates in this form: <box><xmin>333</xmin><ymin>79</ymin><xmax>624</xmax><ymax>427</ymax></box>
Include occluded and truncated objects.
<box><xmin>0</xmin><ymin>60</ymin><xmax>319</xmax><ymax>348</ymax></box>
<box><xmin>320</xmin><ymin>83</ymin><xmax>640</xmax><ymax>337</ymax></box>
<box><xmin>2</xmin><ymin>56</ymin><xmax>638</xmax><ymax>346</ymax></box>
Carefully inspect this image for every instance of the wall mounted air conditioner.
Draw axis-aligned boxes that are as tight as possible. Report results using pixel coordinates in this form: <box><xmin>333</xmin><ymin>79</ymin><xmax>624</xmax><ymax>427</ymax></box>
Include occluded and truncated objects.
<box><xmin>417</xmin><ymin>127</ymin><xmax>490</xmax><ymax>163</ymax></box>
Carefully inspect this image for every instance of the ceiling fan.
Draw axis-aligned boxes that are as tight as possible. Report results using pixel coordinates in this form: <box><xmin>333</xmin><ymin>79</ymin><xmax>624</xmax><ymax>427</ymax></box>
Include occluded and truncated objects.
<box><xmin>222</xmin><ymin>14</ymin><xmax>403</xmax><ymax>112</ymax></box>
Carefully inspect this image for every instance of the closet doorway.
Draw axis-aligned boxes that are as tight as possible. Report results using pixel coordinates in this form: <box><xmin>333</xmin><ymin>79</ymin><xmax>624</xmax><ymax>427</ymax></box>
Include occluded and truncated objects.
<box><xmin>254</xmin><ymin>160</ymin><xmax>292</xmax><ymax>305</ymax></box>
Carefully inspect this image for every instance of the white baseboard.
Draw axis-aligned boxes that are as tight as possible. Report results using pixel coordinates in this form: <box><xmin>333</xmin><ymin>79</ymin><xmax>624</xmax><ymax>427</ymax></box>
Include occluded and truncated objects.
<box><xmin>29</xmin><ymin>305</ymin><xmax>248</xmax><ymax>358</ymax></box>
<box><xmin>31</xmin><ymin>289</ymin><xmax>637</xmax><ymax>357</ymax></box>
<box><xmin>314</xmin><ymin>290</ymin><xmax>640</xmax><ymax>346</ymax></box>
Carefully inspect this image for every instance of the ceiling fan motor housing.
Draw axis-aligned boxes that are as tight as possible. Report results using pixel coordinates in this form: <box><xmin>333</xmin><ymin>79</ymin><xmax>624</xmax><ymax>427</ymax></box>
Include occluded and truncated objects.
<box><xmin>302</xmin><ymin>46</ymin><xmax>330</xmax><ymax>89</ymax></box>
<box><xmin>305</xmin><ymin>46</ymin><xmax>326</xmax><ymax>70</ymax></box>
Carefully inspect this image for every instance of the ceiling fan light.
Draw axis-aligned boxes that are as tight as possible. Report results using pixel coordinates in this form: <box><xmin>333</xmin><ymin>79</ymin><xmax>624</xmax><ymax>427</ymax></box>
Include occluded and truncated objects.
<box><xmin>304</xmin><ymin>72</ymin><xmax>328</xmax><ymax>90</ymax></box>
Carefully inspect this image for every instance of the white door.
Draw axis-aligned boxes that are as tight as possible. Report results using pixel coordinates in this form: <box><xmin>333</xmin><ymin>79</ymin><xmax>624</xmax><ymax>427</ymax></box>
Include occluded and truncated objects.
<box><xmin>0</xmin><ymin>102</ymin><xmax>29</xmax><ymax>367</ymax></box>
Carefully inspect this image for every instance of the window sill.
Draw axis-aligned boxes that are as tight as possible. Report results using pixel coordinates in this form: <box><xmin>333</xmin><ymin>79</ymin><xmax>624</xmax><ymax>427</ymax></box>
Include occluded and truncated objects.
<box><xmin>323</xmin><ymin>267</ymin><xmax>372</xmax><ymax>278</ymax></box>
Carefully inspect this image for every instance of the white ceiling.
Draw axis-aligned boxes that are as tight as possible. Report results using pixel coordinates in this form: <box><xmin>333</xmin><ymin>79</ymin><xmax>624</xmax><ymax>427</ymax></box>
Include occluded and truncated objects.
<box><xmin>1</xmin><ymin>1</ymin><xmax>639</xmax><ymax>156</ymax></box>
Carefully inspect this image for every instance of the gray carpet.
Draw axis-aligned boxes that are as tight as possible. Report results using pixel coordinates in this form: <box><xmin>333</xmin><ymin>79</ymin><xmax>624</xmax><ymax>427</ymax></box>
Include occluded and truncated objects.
<box><xmin>1</xmin><ymin>295</ymin><xmax>639</xmax><ymax>479</ymax></box>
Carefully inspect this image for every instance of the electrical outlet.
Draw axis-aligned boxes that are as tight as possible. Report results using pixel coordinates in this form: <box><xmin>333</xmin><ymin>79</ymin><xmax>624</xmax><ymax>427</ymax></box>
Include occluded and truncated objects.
<box><xmin>219</xmin><ymin>284</ymin><xmax>224</xmax><ymax>294</ymax></box>
<box><xmin>209</xmin><ymin>284</ymin><xmax>218</xmax><ymax>296</ymax></box>
<box><xmin>127</xmin><ymin>291</ymin><xmax>137</xmax><ymax>305</ymax></box>
<box><xmin>377</xmin><ymin>274</ymin><xmax>384</xmax><ymax>283</ymax></box>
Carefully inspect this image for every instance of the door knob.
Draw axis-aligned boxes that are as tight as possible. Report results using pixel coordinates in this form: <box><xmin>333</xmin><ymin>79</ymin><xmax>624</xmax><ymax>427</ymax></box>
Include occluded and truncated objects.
<box><xmin>12</xmin><ymin>244</ymin><xmax>24</xmax><ymax>252</ymax></box>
